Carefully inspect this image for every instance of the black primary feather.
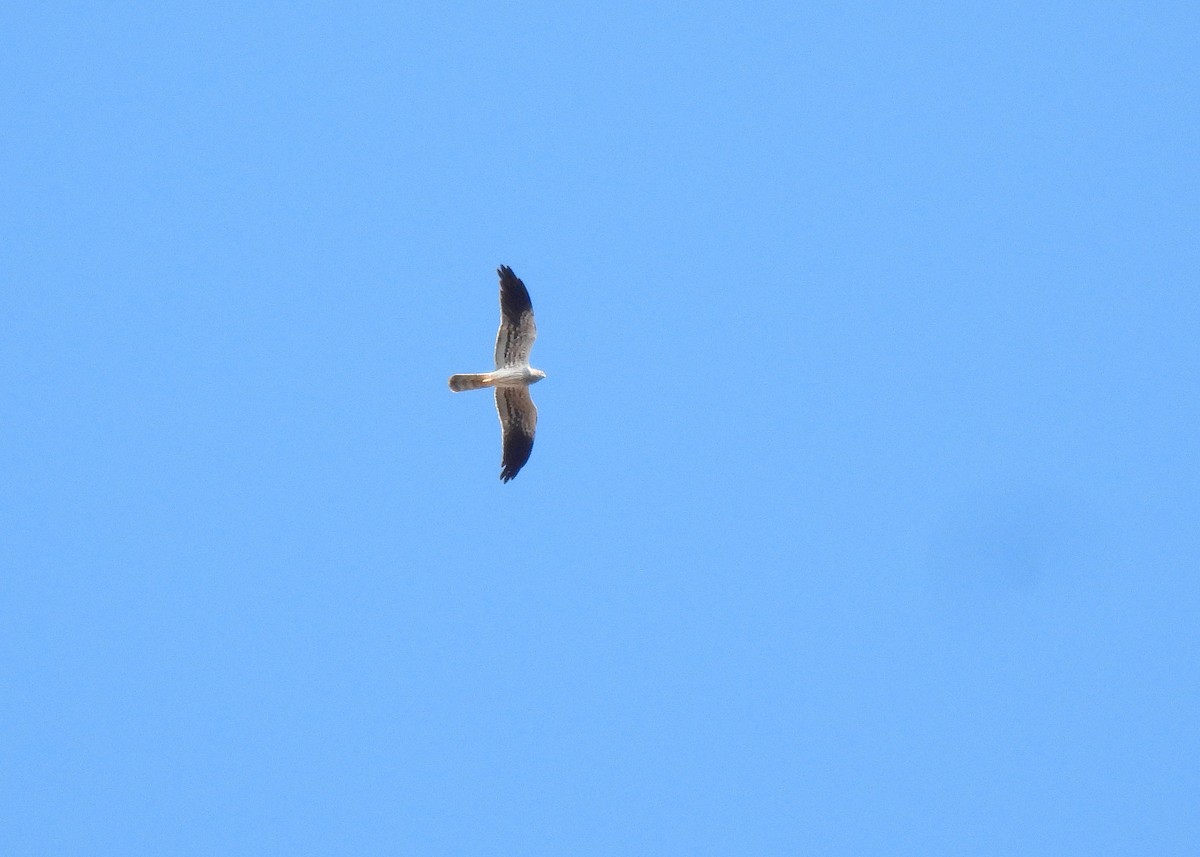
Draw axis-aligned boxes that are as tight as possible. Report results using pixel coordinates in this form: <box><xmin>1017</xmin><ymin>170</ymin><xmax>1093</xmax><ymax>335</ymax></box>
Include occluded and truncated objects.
<box><xmin>498</xmin><ymin>265</ymin><xmax>533</xmax><ymax>323</ymax></box>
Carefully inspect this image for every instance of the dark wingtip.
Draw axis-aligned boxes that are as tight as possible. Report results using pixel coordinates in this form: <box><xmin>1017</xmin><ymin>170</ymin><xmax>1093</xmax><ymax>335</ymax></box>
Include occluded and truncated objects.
<box><xmin>497</xmin><ymin>264</ymin><xmax>532</xmax><ymax>321</ymax></box>
<box><xmin>500</xmin><ymin>430</ymin><xmax>534</xmax><ymax>483</ymax></box>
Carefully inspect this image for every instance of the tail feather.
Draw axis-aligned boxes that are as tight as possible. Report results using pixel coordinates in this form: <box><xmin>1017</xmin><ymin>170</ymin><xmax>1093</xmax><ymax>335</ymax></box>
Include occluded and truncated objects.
<box><xmin>448</xmin><ymin>373</ymin><xmax>495</xmax><ymax>392</ymax></box>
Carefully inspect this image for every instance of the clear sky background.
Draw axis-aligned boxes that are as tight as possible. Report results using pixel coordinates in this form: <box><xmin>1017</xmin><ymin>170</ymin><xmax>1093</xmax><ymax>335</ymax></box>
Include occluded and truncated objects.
<box><xmin>3</xmin><ymin>2</ymin><xmax>1198</xmax><ymax>854</ymax></box>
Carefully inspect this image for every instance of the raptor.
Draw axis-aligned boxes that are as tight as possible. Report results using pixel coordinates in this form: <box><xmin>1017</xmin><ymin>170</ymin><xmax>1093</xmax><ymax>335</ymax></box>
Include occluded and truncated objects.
<box><xmin>448</xmin><ymin>265</ymin><xmax>546</xmax><ymax>482</ymax></box>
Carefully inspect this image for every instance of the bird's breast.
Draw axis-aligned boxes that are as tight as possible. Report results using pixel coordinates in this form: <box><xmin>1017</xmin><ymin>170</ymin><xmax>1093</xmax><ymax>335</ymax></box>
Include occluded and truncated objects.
<box><xmin>491</xmin><ymin>366</ymin><xmax>539</xmax><ymax>386</ymax></box>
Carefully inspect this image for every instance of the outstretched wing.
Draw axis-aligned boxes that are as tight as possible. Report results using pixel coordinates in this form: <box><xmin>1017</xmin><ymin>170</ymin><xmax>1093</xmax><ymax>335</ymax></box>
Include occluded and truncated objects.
<box><xmin>495</xmin><ymin>385</ymin><xmax>537</xmax><ymax>483</ymax></box>
<box><xmin>494</xmin><ymin>265</ymin><xmax>537</xmax><ymax>368</ymax></box>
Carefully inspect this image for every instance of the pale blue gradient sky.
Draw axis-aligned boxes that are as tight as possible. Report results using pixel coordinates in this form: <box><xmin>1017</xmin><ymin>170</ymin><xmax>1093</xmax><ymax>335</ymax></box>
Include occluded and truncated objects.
<box><xmin>3</xmin><ymin>2</ymin><xmax>1198</xmax><ymax>854</ymax></box>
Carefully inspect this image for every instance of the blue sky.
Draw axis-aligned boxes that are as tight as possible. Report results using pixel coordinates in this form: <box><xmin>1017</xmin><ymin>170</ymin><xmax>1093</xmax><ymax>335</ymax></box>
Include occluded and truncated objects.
<box><xmin>3</xmin><ymin>2</ymin><xmax>1198</xmax><ymax>854</ymax></box>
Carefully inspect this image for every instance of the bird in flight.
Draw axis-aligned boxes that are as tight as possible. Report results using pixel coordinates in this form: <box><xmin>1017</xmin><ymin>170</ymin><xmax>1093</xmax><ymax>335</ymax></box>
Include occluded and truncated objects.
<box><xmin>448</xmin><ymin>265</ymin><xmax>546</xmax><ymax>482</ymax></box>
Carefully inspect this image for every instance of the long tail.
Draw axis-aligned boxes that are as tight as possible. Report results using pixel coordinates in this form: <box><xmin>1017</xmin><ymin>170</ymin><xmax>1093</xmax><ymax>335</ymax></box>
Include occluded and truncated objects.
<box><xmin>448</xmin><ymin>372</ymin><xmax>496</xmax><ymax>392</ymax></box>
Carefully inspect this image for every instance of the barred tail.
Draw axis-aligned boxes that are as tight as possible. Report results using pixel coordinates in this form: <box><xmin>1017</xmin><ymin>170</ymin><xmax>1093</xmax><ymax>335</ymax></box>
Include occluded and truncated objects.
<box><xmin>448</xmin><ymin>373</ymin><xmax>495</xmax><ymax>392</ymax></box>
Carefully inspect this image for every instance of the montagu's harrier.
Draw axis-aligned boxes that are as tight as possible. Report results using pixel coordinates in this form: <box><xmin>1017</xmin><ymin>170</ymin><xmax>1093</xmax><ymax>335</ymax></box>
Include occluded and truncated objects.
<box><xmin>448</xmin><ymin>265</ymin><xmax>546</xmax><ymax>482</ymax></box>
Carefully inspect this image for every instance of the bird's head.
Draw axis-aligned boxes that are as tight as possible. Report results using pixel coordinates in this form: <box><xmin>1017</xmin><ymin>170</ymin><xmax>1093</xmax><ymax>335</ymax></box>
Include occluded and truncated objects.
<box><xmin>530</xmin><ymin>368</ymin><xmax>547</xmax><ymax>383</ymax></box>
